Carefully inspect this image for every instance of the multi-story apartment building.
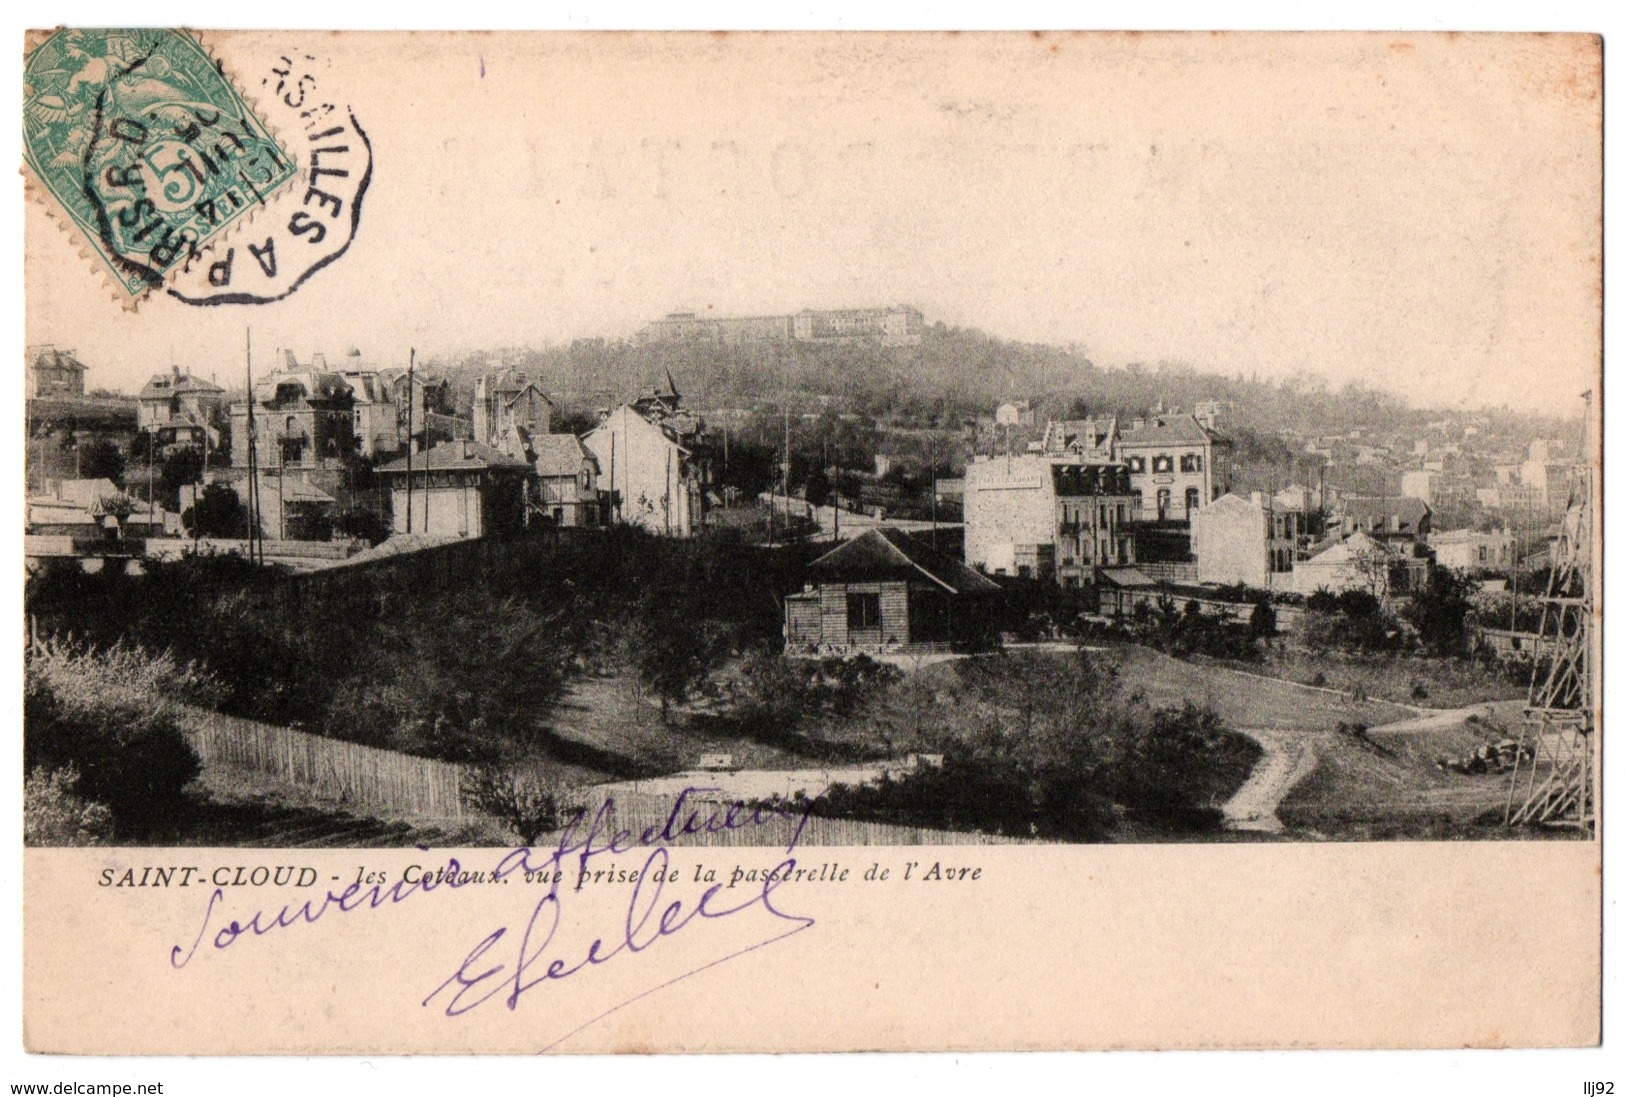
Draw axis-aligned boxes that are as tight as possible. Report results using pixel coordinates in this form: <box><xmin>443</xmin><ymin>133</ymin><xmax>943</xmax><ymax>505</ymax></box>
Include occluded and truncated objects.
<box><xmin>581</xmin><ymin>378</ymin><xmax>710</xmax><ymax>537</ymax></box>
<box><xmin>1114</xmin><ymin>412</ymin><xmax>1232</xmax><ymax>523</ymax></box>
<box><xmin>963</xmin><ymin>454</ymin><xmax>1135</xmax><ymax>585</ymax></box>
<box><xmin>1038</xmin><ymin>410</ymin><xmax>1230</xmax><ymax>524</ymax></box>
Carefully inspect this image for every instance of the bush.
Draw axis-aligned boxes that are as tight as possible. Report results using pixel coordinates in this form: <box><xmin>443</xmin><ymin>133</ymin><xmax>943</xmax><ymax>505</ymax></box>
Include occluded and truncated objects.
<box><xmin>24</xmin><ymin>640</ymin><xmax>207</xmax><ymax>836</ymax></box>
<box><xmin>334</xmin><ymin>507</ymin><xmax>389</xmax><ymax>546</ymax></box>
<box><xmin>734</xmin><ymin>653</ymin><xmax>902</xmax><ymax>731</ymax></box>
<box><xmin>462</xmin><ymin>766</ymin><xmax>582</xmax><ymax>845</ymax></box>
<box><xmin>814</xmin><ymin>651</ymin><xmax>1254</xmax><ymax>839</ymax></box>
<box><xmin>1403</xmin><ymin>567</ymin><xmax>1480</xmax><ymax>656</ymax></box>
<box><xmin>183</xmin><ymin>482</ymin><xmax>250</xmax><ymax>538</ymax></box>
<box><xmin>24</xmin><ymin>766</ymin><xmax>113</xmax><ymax>846</ymax></box>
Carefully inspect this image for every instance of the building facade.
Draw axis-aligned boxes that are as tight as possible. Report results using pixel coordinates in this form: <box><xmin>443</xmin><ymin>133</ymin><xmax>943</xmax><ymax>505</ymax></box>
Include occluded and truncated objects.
<box><xmin>27</xmin><ymin>345</ymin><xmax>87</xmax><ymax>399</ymax></box>
<box><xmin>229</xmin><ymin>368</ymin><xmax>357</xmax><ymax>472</ymax></box>
<box><xmin>1430</xmin><ymin>528</ymin><xmax>1515</xmax><ymax>574</ymax></box>
<box><xmin>531</xmin><ymin>434</ymin><xmax>603</xmax><ymax>528</ymax></box>
<box><xmin>581</xmin><ymin>383</ymin><xmax>710</xmax><ymax>537</ymax></box>
<box><xmin>376</xmin><ymin>439</ymin><xmax>531</xmax><ymax>538</ymax></box>
<box><xmin>963</xmin><ymin>454</ymin><xmax>1135</xmax><ymax>585</ymax></box>
<box><xmin>137</xmin><ymin>366</ymin><xmax>227</xmax><ymax>452</ymax></box>
<box><xmin>1190</xmin><ymin>492</ymin><xmax>1304</xmax><ymax>589</ymax></box>
<box><xmin>1114</xmin><ymin>412</ymin><xmax>1232</xmax><ymax>523</ymax></box>
<box><xmin>473</xmin><ymin>367</ymin><xmax>555</xmax><ymax>456</ymax></box>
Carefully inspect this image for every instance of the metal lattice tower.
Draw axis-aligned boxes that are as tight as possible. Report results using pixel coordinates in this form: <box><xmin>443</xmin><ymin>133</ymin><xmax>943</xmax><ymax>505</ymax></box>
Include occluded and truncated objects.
<box><xmin>1505</xmin><ymin>397</ymin><xmax>1595</xmax><ymax>832</ymax></box>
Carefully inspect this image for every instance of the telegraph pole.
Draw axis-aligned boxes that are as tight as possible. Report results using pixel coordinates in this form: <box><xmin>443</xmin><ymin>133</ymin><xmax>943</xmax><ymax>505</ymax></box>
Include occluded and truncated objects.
<box><xmin>406</xmin><ymin>348</ymin><xmax>415</xmax><ymax>535</ymax></box>
<box><xmin>244</xmin><ymin>328</ymin><xmax>262</xmax><ymax>564</ymax></box>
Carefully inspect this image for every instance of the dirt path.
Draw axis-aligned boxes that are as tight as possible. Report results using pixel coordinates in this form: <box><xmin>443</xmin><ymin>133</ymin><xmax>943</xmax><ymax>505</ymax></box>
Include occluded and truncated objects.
<box><xmin>1223</xmin><ymin>728</ymin><xmax>1320</xmax><ymax>834</ymax></box>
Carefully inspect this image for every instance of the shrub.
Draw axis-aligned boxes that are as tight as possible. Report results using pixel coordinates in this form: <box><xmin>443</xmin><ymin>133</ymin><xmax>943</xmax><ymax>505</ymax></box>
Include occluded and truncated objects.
<box><xmin>462</xmin><ymin>767</ymin><xmax>583</xmax><ymax>846</ymax></box>
<box><xmin>814</xmin><ymin>651</ymin><xmax>1252</xmax><ymax>839</ymax></box>
<box><xmin>1403</xmin><ymin>567</ymin><xmax>1480</xmax><ymax>656</ymax></box>
<box><xmin>334</xmin><ymin>507</ymin><xmax>389</xmax><ymax>546</ymax></box>
<box><xmin>24</xmin><ymin>640</ymin><xmax>207</xmax><ymax>836</ymax></box>
<box><xmin>182</xmin><ymin>482</ymin><xmax>251</xmax><ymax>538</ymax></box>
<box><xmin>24</xmin><ymin>766</ymin><xmax>113</xmax><ymax>847</ymax></box>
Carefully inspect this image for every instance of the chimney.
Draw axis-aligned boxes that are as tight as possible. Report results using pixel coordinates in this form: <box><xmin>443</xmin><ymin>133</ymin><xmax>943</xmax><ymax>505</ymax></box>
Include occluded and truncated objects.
<box><xmin>1132</xmin><ymin>417</ymin><xmax>1146</xmax><ymax>431</ymax></box>
<box><xmin>172</xmin><ymin>364</ymin><xmax>182</xmax><ymax>381</ymax></box>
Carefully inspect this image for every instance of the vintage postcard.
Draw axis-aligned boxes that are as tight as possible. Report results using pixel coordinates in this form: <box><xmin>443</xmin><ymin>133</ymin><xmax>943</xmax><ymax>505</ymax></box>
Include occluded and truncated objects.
<box><xmin>19</xmin><ymin>30</ymin><xmax>1601</xmax><ymax>1056</ymax></box>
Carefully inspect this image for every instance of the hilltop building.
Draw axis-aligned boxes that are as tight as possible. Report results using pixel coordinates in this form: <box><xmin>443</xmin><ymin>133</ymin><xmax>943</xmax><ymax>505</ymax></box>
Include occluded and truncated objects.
<box><xmin>638</xmin><ymin>305</ymin><xmax>924</xmax><ymax>347</ymax></box>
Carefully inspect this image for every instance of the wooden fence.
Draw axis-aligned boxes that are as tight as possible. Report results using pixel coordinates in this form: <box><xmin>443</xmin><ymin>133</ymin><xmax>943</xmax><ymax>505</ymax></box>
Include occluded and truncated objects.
<box><xmin>563</xmin><ymin>787</ymin><xmax>1019</xmax><ymax>849</ymax></box>
<box><xmin>178</xmin><ymin>705</ymin><xmax>471</xmax><ymax>819</ymax></box>
<box><xmin>177</xmin><ymin>705</ymin><xmax>1016</xmax><ymax>846</ymax></box>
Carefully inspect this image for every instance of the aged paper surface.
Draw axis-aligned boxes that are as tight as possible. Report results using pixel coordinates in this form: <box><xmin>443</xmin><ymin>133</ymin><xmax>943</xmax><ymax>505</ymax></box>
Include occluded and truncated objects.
<box><xmin>18</xmin><ymin>29</ymin><xmax>1601</xmax><ymax>1061</ymax></box>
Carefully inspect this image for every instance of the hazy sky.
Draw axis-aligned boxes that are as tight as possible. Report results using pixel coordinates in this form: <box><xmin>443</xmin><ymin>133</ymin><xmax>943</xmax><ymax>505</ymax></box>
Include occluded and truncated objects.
<box><xmin>25</xmin><ymin>31</ymin><xmax>1600</xmax><ymax>414</ymax></box>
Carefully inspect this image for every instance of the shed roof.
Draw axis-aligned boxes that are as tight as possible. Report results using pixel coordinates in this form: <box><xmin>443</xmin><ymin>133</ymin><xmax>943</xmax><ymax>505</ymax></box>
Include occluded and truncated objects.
<box><xmin>806</xmin><ymin>527</ymin><xmax>1000</xmax><ymax>595</ymax></box>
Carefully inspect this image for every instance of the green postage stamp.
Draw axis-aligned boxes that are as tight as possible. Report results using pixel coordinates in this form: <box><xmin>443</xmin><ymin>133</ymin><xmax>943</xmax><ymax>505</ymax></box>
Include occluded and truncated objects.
<box><xmin>23</xmin><ymin>28</ymin><xmax>299</xmax><ymax>300</ymax></box>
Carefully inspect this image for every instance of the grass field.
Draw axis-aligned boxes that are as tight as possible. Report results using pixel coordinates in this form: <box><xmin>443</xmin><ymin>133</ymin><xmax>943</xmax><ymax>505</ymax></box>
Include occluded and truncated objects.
<box><xmin>1106</xmin><ymin>645</ymin><xmax>1413</xmax><ymax>730</ymax></box>
<box><xmin>1235</xmin><ymin>647</ymin><xmax>1524</xmax><ymax>709</ymax></box>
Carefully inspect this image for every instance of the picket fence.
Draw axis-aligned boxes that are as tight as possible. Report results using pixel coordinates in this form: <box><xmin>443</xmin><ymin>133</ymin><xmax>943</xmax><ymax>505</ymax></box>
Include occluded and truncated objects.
<box><xmin>177</xmin><ymin>705</ymin><xmax>1018</xmax><ymax>846</ymax></box>
<box><xmin>178</xmin><ymin>705</ymin><xmax>470</xmax><ymax>819</ymax></box>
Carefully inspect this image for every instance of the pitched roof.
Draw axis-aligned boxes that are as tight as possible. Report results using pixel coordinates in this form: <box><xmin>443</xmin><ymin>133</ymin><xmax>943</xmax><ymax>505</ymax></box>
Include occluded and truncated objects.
<box><xmin>1117</xmin><ymin>413</ymin><xmax>1225</xmax><ymax>447</ymax></box>
<box><xmin>55</xmin><ymin>479</ymin><xmax>120</xmax><ymax>508</ymax></box>
<box><xmin>532</xmin><ymin>434</ymin><xmax>596</xmax><ymax>477</ymax></box>
<box><xmin>1043</xmin><ymin>417</ymin><xmax>1115</xmax><ymax>453</ymax></box>
<box><xmin>1205</xmin><ymin>492</ymin><xmax>1264</xmax><ymax>515</ymax></box>
<box><xmin>1305</xmin><ymin>530</ymin><xmax>1392</xmax><ymax>564</ymax></box>
<box><xmin>139</xmin><ymin>370</ymin><xmax>224</xmax><ymax>399</ymax></box>
<box><xmin>806</xmin><ymin>528</ymin><xmax>1001</xmax><ymax>595</ymax></box>
<box><xmin>375</xmin><ymin>439</ymin><xmax>532</xmax><ymax>474</ymax></box>
<box><xmin>31</xmin><ymin>347</ymin><xmax>87</xmax><ymax>373</ymax></box>
<box><xmin>1096</xmin><ymin>566</ymin><xmax>1158</xmax><ymax>589</ymax></box>
<box><xmin>1337</xmin><ymin>494</ymin><xmax>1432</xmax><ymax>532</ymax></box>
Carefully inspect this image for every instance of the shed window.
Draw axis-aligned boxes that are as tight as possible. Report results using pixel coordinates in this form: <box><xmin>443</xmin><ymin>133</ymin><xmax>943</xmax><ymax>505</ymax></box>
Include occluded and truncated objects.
<box><xmin>847</xmin><ymin>592</ymin><xmax>881</xmax><ymax>631</ymax></box>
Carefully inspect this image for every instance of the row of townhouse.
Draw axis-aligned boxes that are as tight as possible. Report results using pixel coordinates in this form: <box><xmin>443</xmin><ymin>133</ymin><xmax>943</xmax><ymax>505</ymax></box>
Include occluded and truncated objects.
<box><xmin>378</xmin><ymin>369</ymin><xmax>712</xmax><ymax>540</ymax></box>
<box><xmin>88</xmin><ymin>347</ymin><xmax>713</xmax><ymax>547</ymax></box>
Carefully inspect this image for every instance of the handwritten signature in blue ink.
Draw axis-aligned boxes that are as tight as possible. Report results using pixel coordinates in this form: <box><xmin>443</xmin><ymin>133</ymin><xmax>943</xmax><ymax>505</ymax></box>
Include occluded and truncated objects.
<box><xmin>169</xmin><ymin>785</ymin><xmax>814</xmax><ymax>969</ymax></box>
<box><xmin>423</xmin><ymin>845</ymin><xmax>815</xmax><ymax>1048</ymax></box>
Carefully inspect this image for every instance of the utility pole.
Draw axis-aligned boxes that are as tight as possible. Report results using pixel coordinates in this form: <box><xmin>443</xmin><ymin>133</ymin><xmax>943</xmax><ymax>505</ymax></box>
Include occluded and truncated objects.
<box><xmin>930</xmin><ymin>434</ymin><xmax>939</xmax><ymax>541</ymax></box>
<box><xmin>406</xmin><ymin>348</ymin><xmax>415</xmax><ymax>535</ymax></box>
<box><xmin>244</xmin><ymin>328</ymin><xmax>262</xmax><ymax>564</ymax></box>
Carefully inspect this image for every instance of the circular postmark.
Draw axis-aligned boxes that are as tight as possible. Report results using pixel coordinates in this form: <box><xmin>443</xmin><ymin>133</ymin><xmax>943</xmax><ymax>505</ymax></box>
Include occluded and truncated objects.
<box><xmin>167</xmin><ymin>49</ymin><xmax>373</xmax><ymax>306</ymax></box>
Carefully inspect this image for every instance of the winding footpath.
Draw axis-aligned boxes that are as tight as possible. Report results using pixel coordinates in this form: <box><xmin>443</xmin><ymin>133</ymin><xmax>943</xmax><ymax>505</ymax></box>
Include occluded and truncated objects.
<box><xmin>1222</xmin><ymin>728</ymin><xmax>1319</xmax><ymax>833</ymax></box>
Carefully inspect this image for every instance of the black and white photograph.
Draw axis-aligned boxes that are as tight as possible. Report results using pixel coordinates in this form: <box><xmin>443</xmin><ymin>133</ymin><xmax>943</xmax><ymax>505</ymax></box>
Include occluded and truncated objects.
<box><xmin>14</xmin><ymin>22</ymin><xmax>1603</xmax><ymax>1061</ymax></box>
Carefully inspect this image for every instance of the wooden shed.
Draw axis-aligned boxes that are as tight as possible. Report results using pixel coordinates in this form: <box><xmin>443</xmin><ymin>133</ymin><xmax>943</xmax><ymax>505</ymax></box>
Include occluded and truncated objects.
<box><xmin>784</xmin><ymin>527</ymin><xmax>1001</xmax><ymax>656</ymax></box>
